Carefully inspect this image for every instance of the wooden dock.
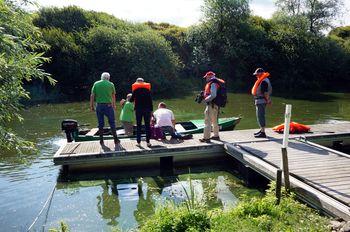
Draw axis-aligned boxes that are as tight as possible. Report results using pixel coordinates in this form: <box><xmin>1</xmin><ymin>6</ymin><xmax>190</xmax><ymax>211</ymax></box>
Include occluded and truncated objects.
<box><xmin>54</xmin><ymin>122</ymin><xmax>350</xmax><ymax>219</ymax></box>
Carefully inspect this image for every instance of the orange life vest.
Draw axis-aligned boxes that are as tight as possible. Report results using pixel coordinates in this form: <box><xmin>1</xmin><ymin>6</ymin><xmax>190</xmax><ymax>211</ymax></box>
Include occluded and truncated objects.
<box><xmin>272</xmin><ymin>122</ymin><xmax>311</xmax><ymax>134</ymax></box>
<box><xmin>204</xmin><ymin>78</ymin><xmax>225</xmax><ymax>97</ymax></box>
<box><xmin>251</xmin><ymin>72</ymin><xmax>270</xmax><ymax>96</ymax></box>
<box><xmin>132</xmin><ymin>82</ymin><xmax>151</xmax><ymax>92</ymax></box>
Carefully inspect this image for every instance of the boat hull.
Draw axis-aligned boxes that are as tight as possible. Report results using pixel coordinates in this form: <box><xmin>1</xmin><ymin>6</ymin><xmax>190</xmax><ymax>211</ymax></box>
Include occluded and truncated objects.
<box><xmin>74</xmin><ymin>117</ymin><xmax>241</xmax><ymax>142</ymax></box>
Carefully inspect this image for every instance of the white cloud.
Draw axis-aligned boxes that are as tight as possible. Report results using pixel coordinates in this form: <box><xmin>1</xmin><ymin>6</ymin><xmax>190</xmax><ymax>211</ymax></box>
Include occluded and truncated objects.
<box><xmin>32</xmin><ymin>0</ymin><xmax>349</xmax><ymax>27</ymax></box>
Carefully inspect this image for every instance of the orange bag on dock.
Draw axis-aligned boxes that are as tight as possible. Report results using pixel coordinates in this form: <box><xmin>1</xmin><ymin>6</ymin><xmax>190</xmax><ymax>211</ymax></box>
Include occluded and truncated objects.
<box><xmin>272</xmin><ymin>122</ymin><xmax>311</xmax><ymax>134</ymax></box>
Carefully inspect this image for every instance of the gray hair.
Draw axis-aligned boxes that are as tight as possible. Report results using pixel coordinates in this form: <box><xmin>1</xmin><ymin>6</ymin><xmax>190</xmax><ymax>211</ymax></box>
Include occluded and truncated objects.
<box><xmin>136</xmin><ymin>77</ymin><xmax>144</xmax><ymax>82</ymax></box>
<box><xmin>158</xmin><ymin>102</ymin><xmax>166</xmax><ymax>108</ymax></box>
<box><xmin>126</xmin><ymin>93</ymin><xmax>132</xmax><ymax>101</ymax></box>
<box><xmin>101</xmin><ymin>72</ymin><xmax>110</xmax><ymax>80</ymax></box>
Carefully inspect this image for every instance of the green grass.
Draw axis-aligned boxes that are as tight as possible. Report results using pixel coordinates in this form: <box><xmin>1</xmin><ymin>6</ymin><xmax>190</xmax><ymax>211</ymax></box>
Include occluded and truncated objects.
<box><xmin>140</xmin><ymin>183</ymin><xmax>329</xmax><ymax>232</ymax></box>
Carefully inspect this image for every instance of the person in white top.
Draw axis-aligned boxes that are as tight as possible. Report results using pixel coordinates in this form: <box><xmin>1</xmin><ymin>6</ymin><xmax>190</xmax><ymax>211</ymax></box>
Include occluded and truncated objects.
<box><xmin>152</xmin><ymin>102</ymin><xmax>183</xmax><ymax>139</ymax></box>
<box><xmin>153</xmin><ymin>102</ymin><xmax>175</xmax><ymax>127</ymax></box>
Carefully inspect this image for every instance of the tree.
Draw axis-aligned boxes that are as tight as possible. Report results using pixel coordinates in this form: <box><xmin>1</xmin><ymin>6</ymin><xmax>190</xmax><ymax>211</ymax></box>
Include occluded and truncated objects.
<box><xmin>0</xmin><ymin>0</ymin><xmax>54</xmax><ymax>154</ymax></box>
<box><xmin>275</xmin><ymin>0</ymin><xmax>343</xmax><ymax>34</ymax></box>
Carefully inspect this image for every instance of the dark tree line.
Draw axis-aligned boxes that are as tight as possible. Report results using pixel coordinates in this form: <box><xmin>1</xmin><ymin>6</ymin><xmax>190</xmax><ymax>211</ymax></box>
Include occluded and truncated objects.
<box><xmin>26</xmin><ymin>0</ymin><xmax>350</xmax><ymax>102</ymax></box>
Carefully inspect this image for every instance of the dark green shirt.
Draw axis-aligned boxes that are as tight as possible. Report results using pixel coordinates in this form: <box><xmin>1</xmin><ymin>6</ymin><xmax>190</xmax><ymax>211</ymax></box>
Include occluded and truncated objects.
<box><xmin>91</xmin><ymin>80</ymin><xmax>115</xmax><ymax>103</ymax></box>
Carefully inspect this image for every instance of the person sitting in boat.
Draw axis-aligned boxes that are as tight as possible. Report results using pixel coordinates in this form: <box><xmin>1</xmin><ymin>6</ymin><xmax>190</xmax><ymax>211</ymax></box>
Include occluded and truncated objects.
<box><xmin>90</xmin><ymin>72</ymin><xmax>120</xmax><ymax>145</ymax></box>
<box><xmin>130</xmin><ymin>78</ymin><xmax>153</xmax><ymax>147</ymax></box>
<box><xmin>119</xmin><ymin>93</ymin><xmax>134</xmax><ymax>136</ymax></box>
<box><xmin>152</xmin><ymin>102</ymin><xmax>186</xmax><ymax>140</ymax></box>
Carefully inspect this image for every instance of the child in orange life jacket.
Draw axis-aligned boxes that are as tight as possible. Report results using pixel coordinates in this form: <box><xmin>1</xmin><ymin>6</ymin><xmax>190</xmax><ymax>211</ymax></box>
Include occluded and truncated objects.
<box><xmin>199</xmin><ymin>71</ymin><xmax>225</xmax><ymax>143</ymax></box>
<box><xmin>251</xmin><ymin>68</ymin><xmax>272</xmax><ymax>138</ymax></box>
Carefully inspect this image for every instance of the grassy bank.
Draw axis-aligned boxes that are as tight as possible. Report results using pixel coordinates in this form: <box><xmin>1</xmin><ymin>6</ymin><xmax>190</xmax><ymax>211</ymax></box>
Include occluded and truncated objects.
<box><xmin>140</xmin><ymin>183</ymin><xmax>329</xmax><ymax>232</ymax></box>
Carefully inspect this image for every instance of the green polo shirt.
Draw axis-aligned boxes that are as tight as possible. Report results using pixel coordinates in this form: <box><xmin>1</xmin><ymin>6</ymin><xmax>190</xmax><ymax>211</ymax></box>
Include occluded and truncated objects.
<box><xmin>120</xmin><ymin>101</ymin><xmax>134</xmax><ymax>122</ymax></box>
<box><xmin>91</xmin><ymin>80</ymin><xmax>115</xmax><ymax>103</ymax></box>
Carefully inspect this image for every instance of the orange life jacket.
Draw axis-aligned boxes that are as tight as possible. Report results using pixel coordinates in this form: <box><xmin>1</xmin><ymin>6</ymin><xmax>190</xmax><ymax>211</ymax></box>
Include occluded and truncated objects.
<box><xmin>272</xmin><ymin>122</ymin><xmax>310</xmax><ymax>134</ymax></box>
<box><xmin>251</xmin><ymin>72</ymin><xmax>270</xmax><ymax>96</ymax></box>
<box><xmin>132</xmin><ymin>82</ymin><xmax>151</xmax><ymax>92</ymax></box>
<box><xmin>204</xmin><ymin>78</ymin><xmax>225</xmax><ymax>97</ymax></box>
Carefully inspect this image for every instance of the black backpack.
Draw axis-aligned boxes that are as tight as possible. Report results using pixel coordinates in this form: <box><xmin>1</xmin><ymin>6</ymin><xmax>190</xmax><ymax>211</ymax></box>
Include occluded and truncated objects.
<box><xmin>211</xmin><ymin>79</ymin><xmax>227</xmax><ymax>107</ymax></box>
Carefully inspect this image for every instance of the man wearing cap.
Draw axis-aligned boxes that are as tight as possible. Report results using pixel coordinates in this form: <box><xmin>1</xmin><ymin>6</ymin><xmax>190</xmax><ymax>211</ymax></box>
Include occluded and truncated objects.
<box><xmin>130</xmin><ymin>78</ymin><xmax>153</xmax><ymax>147</ymax></box>
<box><xmin>199</xmin><ymin>71</ymin><xmax>225</xmax><ymax>143</ymax></box>
<box><xmin>251</xmin><ymin>68</ymin><xmax>272</xmax><ymax>138</ymax></box>
<box><xmin>90</xmin><ymin>72</ymin><xmax>120</xmax><ymax>145</ymax></box>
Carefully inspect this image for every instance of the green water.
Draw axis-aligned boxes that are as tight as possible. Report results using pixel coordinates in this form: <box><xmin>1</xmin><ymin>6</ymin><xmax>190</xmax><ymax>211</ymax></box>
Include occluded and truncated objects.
<box><xmin>1</xmin><ymin>92</ymin><xmax>350</xmax><ymax>231</ymax></box>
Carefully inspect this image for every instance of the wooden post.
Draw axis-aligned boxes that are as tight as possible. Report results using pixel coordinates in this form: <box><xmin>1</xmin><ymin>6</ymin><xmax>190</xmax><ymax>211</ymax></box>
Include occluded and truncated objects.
<box><xmin>282</xmin><ymin>104</ymin><xmax>291</xmax><ymax>193</ymax></box>
<box><xmin>276</xmin><ymin>169</ymin><xmax>282</xmax><ymax>205</ymax></box>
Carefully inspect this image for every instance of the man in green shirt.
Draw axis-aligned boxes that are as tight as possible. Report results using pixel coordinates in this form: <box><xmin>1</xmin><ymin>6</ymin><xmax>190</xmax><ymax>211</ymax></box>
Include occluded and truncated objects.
<box><xmin>90</xmin><ymin>72</ymin><xmax>119</xmax><ymax>145</ymax></box>
<box><xmin>119</xmin><ymin>93</ymin><xmax>134</xmax><ymax>136</ymax></box>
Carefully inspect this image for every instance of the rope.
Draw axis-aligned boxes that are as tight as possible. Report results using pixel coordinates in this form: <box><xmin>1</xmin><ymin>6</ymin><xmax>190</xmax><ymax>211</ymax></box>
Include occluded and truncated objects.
<box><xmin>27</xmin><ymin>183</ymin><xmax>56</xmax><ymax>232</ymax></box>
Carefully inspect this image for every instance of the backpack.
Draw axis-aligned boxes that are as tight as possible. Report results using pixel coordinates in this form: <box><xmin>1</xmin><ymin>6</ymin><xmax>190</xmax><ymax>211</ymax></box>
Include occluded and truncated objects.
<box><xmin>211</xmin><ymin>79</ymin><xmax>228</xmax><ymax>108</ymax></box>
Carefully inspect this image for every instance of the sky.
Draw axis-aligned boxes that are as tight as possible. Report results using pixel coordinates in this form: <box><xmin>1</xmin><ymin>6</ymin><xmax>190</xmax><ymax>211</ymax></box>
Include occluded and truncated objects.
<box><xmin>33</xmin><ymin>0</ymin><xmax>350</xmax><ymax>28</ymax></box>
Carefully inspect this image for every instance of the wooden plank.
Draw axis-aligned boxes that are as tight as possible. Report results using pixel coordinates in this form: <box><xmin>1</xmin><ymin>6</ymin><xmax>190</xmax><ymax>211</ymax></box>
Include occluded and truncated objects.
<box><xmin>86</xmin><ymin>128</ymin><xmax>99</xmax><ymax>136</ymax></box>
<box><xmin>225</xmin><ymin>143</ymin><xmax>350</xmax><ymax>220</ymax></box>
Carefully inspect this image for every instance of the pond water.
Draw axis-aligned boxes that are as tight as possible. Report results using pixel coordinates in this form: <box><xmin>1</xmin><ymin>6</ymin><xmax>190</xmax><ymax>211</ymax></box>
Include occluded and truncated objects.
<box><xmin>0</xmin><ymin>92</ymin><xmax>349</xmax><ymax>231</ymax></box>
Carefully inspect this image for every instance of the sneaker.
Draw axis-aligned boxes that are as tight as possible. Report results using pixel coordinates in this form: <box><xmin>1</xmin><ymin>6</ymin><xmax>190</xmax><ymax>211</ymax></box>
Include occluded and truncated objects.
<box><xmin>199</xmin><ymin>138</ymin><xmax>211</xmax><ymax>143</ymax></box>
<box><xmin>211</xmin><ymin>136</ymin><xmax>220</xmax><ymax>140</ymax></box>
<box><xmin>254</xmin><ymin>132</ymin><xmax>266</xmax><ymax>138</ymax></box>
<box><xmin>254</xmin><ymin>130</ymin><xmax>262</xmax><ymax>135</ymax></box>
<box><xmin>136</xmin><ymin>142</ymin><xmax>141</xmax><ymax>147</ymax></box>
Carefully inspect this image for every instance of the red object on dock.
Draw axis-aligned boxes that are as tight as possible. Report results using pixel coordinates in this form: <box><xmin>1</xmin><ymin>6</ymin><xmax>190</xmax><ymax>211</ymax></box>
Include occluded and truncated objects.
<box><xmin>272</xmin><ymin>122</ymin><xmax>311</xmax><ymax>134</ymax></box>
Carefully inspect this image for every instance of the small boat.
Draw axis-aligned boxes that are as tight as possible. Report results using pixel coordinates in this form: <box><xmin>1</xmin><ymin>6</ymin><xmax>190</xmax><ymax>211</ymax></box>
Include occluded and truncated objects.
<box><xmin>61</xmin><ymin>117</ymin><xmax>241</xmax><ymax>142</ymax></box>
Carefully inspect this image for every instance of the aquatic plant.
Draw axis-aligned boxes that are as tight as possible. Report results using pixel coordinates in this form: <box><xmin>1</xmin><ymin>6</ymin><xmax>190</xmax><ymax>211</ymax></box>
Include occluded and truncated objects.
<box><xmin>140</xmin><ymin>182</ymin><xmax>329</xmax><ymax>232</ymax></box>
<box><xmin>49</xmin><ymin>221</ymin><xmax>69</xmax><ymax>232</ymax></box>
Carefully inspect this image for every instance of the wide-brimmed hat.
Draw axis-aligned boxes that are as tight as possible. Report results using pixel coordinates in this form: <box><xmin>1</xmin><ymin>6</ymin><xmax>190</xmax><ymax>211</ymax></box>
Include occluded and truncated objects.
<box><xmin>253</xmin><ymin>68</ymin><xmax>264</xmax><ymax>75</ymax></box>
<box><xmin>203</xmin><ymin>71</ymin><xmax>215</xmax><ymax>78</ymax></box>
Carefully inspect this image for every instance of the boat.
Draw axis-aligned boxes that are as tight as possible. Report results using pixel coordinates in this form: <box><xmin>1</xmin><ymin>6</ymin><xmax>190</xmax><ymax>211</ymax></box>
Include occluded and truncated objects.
<box><xmin>61</xmin><ymin>117</ymin><xmax>241</xmax><ymax>142</ymax></box>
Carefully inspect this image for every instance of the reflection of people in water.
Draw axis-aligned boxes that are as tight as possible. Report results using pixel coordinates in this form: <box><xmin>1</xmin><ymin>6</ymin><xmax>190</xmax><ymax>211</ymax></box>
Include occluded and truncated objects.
<box><xmin>96</xmin><ymin>180</ymin><xmax>120</xmax><ymax>226</ymax></box>
<box><xmin>134</xmin><ymin>181</ymin><xmax>155</xmax><ymax>224</ymax></box>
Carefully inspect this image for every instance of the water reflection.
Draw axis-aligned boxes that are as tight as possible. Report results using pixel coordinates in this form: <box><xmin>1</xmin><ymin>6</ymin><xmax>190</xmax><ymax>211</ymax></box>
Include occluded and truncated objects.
<box><xmin>51</xmin><ymin>171</ymin><xmax>255</xmax><ymax>231</ymax></box>
<box><xmin>97</xmin><ymin>181</ymin><xmax>120</xmax><ymax>227</ymax></box>
<box><xmin>160</xmin><ymin>180</ymin><xmax>204</xmax><ymax>204</ymax></box>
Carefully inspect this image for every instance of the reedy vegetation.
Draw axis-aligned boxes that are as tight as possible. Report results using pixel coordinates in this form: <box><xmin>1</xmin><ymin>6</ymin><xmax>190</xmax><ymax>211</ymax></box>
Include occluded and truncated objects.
<box><xmin>140</xmin><ymin>182</ymin><xmax>329</xmax><ymax>232</ymax></box>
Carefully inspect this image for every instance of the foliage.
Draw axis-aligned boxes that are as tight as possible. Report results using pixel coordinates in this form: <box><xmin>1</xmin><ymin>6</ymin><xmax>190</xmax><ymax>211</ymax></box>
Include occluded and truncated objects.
<box><xmin>275</xmin><ymin>0</ymin><xmax>343</xmax><ymax>34</ymax></box>
<box><xmin>32</xmin><ymin>6</ymin><xmax>181</xmax><ymax>99</ymax></box>
<box><xmin>187</xmin><ymin>0</ymin><xmax>350</xmax><ymax>93</ymax></box>
<box><xmin>49</xmin><ymin>221</ymin><xmax>69</xmax><ymax>232</ymax></box>
<box><xmin>26</xmin><ymin>0</ymin><xmax>350</xmax><ymax>103</ymax></box>
<box><xmin>329</xmin><ymin>25</ymin><xmax>350</xmax><ymax>51</ymax></box>
<box><xmin>140</xmin><ymin>183</ymin><xmax>329</xmax><ymax>232</ymax></box>
<box><xmin>0</xmin><ymin>0</ymin><xmax>53</xmax><ymax>153</ymax></box>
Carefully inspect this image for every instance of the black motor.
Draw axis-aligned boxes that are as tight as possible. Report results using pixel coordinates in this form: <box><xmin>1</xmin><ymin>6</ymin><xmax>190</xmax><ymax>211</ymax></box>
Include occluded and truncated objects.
<box><xmin>61</xmin><ymin>119</ymin><xmax>78</xmax><ymax>142</ymax></box>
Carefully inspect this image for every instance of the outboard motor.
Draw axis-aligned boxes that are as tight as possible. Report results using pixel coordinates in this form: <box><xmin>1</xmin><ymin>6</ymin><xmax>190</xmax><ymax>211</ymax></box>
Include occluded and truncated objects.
<box><xmin>61</xmin><ymin>119</ymin><xmax>78</xmax><ymax>142</ymax></box>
